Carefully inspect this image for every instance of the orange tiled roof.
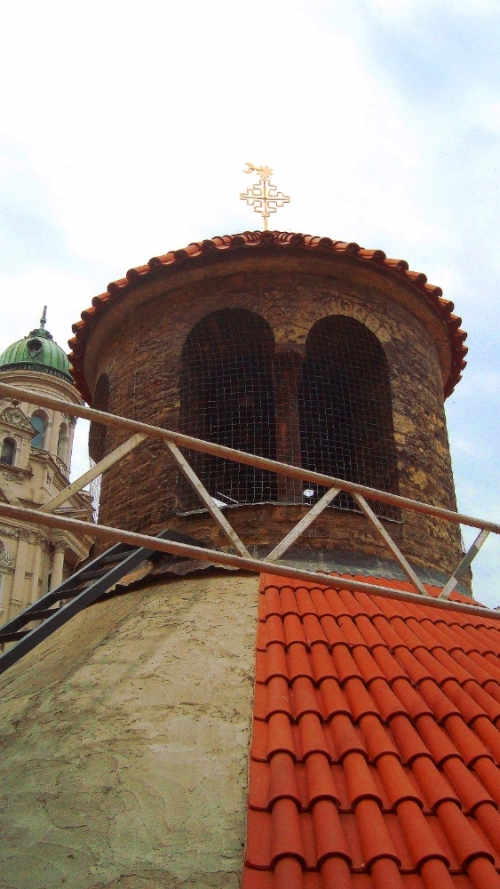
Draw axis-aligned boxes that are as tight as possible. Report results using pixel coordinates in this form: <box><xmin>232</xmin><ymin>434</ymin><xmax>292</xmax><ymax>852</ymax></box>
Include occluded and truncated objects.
<box><xmin>68</xmin><ymin>231</ymin><xmax>468</xmax><ymax>403</ymax></box>
<box><xmin>243</xmin><ymin>574</ymin><xmax>500</xmax><ymax>889</ymax></box>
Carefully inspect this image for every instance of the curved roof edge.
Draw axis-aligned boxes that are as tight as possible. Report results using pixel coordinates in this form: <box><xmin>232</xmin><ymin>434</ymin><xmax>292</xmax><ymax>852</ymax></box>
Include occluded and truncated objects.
<box><xmin>68</xmin><ymin>230</ymin><xmax>468</xmax><ymax>404</ymax></box>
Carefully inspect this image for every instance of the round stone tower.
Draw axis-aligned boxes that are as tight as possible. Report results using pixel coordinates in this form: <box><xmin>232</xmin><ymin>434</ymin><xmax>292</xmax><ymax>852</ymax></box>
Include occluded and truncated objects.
<box><xmin>70</xmin><ymin>231</ymin><xmax>467</xmax><ymax>587</ymax></box>
<box><xmin>1</xmin><ymin>233</ymin><xmax>485</xmax><ymax>889</ymax></box>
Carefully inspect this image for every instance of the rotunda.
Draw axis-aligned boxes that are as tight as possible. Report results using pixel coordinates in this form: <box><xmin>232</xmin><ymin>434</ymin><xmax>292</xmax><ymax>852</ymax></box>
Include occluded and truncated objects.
<box><xmin>3</xmin><ymin>235</ymin><xmax>500</xmax><ymax>889</ymax></box>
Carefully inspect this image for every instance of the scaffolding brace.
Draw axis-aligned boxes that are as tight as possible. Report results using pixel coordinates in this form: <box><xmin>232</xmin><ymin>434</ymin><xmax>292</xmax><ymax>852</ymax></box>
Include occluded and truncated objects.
<box><xmin>0</xmin><ymin>381</ymin><xmax>499</xmax><ymax>621</ymax></box>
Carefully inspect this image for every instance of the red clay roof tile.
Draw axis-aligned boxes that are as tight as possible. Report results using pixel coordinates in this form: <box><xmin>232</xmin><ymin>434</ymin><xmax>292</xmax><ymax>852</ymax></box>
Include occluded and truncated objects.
<box><xmin>288</xmin><ymin>643</ymin><xmax>315</xmax><ymax>681</ymax></box>
<box><xmin>269</xmin><ymin>752</ymin><xmax>302</xmax><ymax>808</ymax></box>
<box><xmin>284</xmin><ymin>614</ymin><xmax>309</xmax><ymax>648</ymax></box>
<box><xmin>330</xmin><ymin>714</ymin><xmax>368</xmax><ymax>762</ymax></box>
<box><xmin>345</xmin><ymin>678</ymin><xmax>381</xmax><ymax>721</ymax></box>
<box><xmin>292</xmin><ymin>676</ymin><xmax>323</xmax><ymax>720</ymax></box>
<box><xmin>267</xmin><ymin>712</ymin><xmax>298</xmax><ymax>760</ymax></box>
<box><xmin>68</xmin><ymin>230</ymin><xmax>468</xmax><ymax>403</ymax></box>
<box><xmin>311</xmin><ymin>644</ymin><xmax>339</xmax><ymax>684</ymax></box>
<box><xmin>466</xmin><ymin>857</ymin><xmax>500</xmax><ymax>889</ymax></box>
<box><xmin>320</xmin><ymin>677</ymin><xmax>351</xmax><ymax>720</ymax></box>
<box><xmin>244</xmin><ymin>574</ymin><xmax>500</xmax><ymax>888</ymax></box>
<box><xmin>298</xmin><ymin>712</ymin><xmax>332</xmax><ymax>760</ymax></box>
<box><xmin>302</xmin><ymin>614</ymin><xmax>328</xmax><ymax>646</ymax></box>
<box><xmin>263</xmin><ymin>675</ymin><xmax>293</xmax><ymax>719</ymax></box>
<box><xmin>443</xmin><ymin>758</ymin><xmax>495</xmax><ymax>814</ymax></box>
<box><xmin>360</xmin><ymin>716</ymin><xmax>400</xmax><ymax>763</ymax></box>
<box><xmin>305</xmin><ymin>752</ymin><xmax>342</xmax><ymax>807</ymax></box>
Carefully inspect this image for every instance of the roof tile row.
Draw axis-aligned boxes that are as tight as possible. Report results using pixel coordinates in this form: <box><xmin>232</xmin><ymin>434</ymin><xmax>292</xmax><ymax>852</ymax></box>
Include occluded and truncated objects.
<box><xmin>243</xmin><ymin>575</ymin><xmax>500</xmax><ymax>889</ymax></box>
<box><xmin>68</xmin><ymin>230</ymin><xmax>467</xmax><ymax>403</ymax></box>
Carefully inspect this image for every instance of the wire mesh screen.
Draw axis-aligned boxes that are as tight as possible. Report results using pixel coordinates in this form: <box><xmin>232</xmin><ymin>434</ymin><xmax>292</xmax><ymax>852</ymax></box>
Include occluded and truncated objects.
<box><xmin>177</xmin><ymin>310</ymin><xmax>398</xmax><ymax>517</ymax></box>
<box><xmin>89</xmin><ymin>373</ymin><xmax>109</xmax><ymax>463</ymax></box>
<box><xmin>299</xmin><ymin>315</ymin><xmax>399</xmax><ymax>518</ymax></box>
<box><xmin>178</xmin><ymin>309</ymin><xmax>277</xmax><ymax>509</ymax></box>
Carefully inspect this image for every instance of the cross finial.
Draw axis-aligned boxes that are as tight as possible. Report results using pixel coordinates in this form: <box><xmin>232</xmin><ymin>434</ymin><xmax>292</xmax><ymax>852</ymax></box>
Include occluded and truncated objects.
<box><xmin>240</xmin><ymin>164</ymin><xmax>290</xmax><ymax>231</ymax></box>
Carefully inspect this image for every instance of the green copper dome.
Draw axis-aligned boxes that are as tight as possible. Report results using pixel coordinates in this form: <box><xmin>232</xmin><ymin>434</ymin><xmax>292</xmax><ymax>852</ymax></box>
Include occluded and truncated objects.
<box><xmin>0</xmin><ymin>308</ymin><xmax>73</xmax><ymax>383</ymax></box>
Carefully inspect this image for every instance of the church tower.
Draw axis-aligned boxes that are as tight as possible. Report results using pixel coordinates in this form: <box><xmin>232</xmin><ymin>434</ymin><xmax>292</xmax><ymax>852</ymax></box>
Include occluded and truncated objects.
<box><xmin>3</xmin><ymin>233</ymin><xmax>500</xmax><ymax>889</ymax></box>
<box><xmin>0</xmin><ymin>310</ymin><xmax>93</xmax><ymax>624</ymax></box>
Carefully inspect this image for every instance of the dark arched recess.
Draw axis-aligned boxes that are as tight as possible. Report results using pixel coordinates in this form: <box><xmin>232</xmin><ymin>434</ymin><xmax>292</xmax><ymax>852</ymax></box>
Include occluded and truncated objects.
<box><xmin>298</xmin><ymin>315</ymin><xmax>398</xmax><ymax>517</ymax></box>
<box><xmin>179</xmin><ymin>308</ymin><xmax>277</xmax><ymax>509</ymax></box>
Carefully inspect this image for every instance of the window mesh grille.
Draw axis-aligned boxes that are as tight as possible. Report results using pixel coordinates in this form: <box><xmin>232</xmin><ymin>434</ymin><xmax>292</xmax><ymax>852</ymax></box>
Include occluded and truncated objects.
<box><xmin>177</xmin><ymin>311</ymin><xmax>398</xmax><ymax>517</ymax></box>
<box><xmin>179</xmin><ymin>309</ymin><xmax>277</xmax><ymax>509</ymax></box>
<box><xmin>299</xmin><ymin>316</ymin><xmax>398</xmax><ymax>518</ymax></box>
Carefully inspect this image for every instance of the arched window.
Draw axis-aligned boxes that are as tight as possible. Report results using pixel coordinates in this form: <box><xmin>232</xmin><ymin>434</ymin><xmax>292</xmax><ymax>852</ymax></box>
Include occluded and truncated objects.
<box><xmin>0</xmin><ymin>437</ymin><xmax>16</xmax><ymax>466</ymax></box>
<box><xmin>57</xmin><ymin>422</ymin><xmax>69</xmax><ymax>464</ymax></box>
<box><xmin>31</xmin><ymin>411</ymin><xmax>48</xmax><ymax>449</ymax></box>
<box><xmin>89</xmin><ymin>374</ymin><xmax>110</xmax><ymax>462</ymax></box>
<box><xmin>179</xmin><ymin>309</ymin><xmax>277</xmax><ymax>508</ymax></box>
<box><xmin>298</xmin><ymin>316</ymin><xmax>398</xmax><ymax>517</ymax></box>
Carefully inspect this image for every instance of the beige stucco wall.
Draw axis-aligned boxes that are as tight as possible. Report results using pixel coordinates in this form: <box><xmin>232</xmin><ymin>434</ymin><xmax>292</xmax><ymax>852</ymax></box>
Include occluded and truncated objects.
<box><xmin>0</xmin><ymin>571</ymin><xmax>259</xmax><ymax>889</ymax></box>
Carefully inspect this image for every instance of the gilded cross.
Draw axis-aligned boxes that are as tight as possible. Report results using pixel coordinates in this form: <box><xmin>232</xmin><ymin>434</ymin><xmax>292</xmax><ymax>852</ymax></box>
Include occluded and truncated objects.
<box><xmin>240</xmin><ymin>163</ymin><xmax>290</xmax><ymax>230</ymax></box>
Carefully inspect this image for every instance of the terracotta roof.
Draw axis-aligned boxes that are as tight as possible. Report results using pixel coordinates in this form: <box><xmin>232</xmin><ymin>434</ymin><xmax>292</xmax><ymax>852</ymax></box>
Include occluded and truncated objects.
<box><xmin>243</xmin><ymin>574</ymin><xmax>500</xmax><ymax>889</ymax></box>
<box><xmin>68</xmin><ymin>230</ymin><xmax>468</xmax><ymax>403</ymax></box>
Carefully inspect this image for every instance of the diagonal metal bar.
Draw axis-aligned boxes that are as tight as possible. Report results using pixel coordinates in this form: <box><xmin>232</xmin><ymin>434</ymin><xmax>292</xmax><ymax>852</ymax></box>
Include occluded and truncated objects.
<box><xmin>264</xmin><ymin>487</ymin><xmax>341</xmax><ymax>562</ymax></box>
<box><xmin>439</xmin><ymin>529</ymin><xmax>491</xmax><ymax>599</ymax></box>
<box><xmin>166</xmin><ymin>442</ymin><xmax>252</xmax><ymax>559</ymax></box>
<box><xmin>353</xmin><ymin>493</ymin><xmax>430</xmax><ymax>597</ymax></box>
<box><xmin>0</xmin><ymin>500</ymin><xmax>498</xmax><ymax>620</ymax></box>
<box><xmin>0</xmin><ymin>530</ymin><xmax>174</xmax><ymax>675</ymax></box>
<box><xmin>40</xmin><ymin>433</ymin><xmax>147</xmax><ymax>514</ymax></box>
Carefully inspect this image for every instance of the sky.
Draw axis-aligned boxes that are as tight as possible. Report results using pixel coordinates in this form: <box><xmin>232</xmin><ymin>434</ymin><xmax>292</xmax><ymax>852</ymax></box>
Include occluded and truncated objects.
<box><xmin>0</xmin><ymin>0</ymin><xmax>499</xmax><ymax>604</ymax></box>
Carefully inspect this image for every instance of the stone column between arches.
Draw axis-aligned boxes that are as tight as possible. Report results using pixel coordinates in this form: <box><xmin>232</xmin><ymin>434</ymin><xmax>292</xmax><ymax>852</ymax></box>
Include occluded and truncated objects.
<box><xmin>273</xmin><ymin>343</ymin><xmax>305</xmax><ymax>502</ymax></box>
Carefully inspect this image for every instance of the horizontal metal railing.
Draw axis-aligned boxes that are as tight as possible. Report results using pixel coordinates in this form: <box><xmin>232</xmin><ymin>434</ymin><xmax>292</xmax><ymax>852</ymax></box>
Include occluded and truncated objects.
<box><xmin>1</xmin><ymin>380</ymin><xmax>499</xmax><ymax>619</ymax></box>
<box><xmin>0</xmin><ymin>500</ymin><xmax>497</xmax><ymax>620</ymax></box>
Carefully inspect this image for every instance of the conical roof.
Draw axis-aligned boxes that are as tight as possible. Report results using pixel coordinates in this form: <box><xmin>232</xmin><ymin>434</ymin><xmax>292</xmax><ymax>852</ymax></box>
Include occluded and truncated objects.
<box><xmin>0</xmin><ymin>307</ymin><xmax>73</xmax><ymax>383</ymax></box>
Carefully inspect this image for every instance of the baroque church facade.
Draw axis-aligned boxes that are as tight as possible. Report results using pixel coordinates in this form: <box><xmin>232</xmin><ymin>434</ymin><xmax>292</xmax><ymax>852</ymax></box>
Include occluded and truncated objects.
<box><xmin>0</xmin><ymin>311</ymin><xmax>93</xmax><ymax>624</ymax></box>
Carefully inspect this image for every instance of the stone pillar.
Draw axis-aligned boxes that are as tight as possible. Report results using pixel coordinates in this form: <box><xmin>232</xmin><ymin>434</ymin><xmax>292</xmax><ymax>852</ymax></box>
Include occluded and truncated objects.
<box><xmin>274</xmin><ymin>345</ymin><xmax>305</xmax><ymax>502</ymax></box>
<box><xmin>50</xmin><ymin>540</ymin><xmax>66</xmax><ymax>591</ymax></box>
<box><xmin>30</xmin><ymin>534</ymin><xmax>45</xmax><ymax>605</ymax></box>
<box><xmin>9</xmin><ymin>534</ymin><xmax>28</xmax><ymax>620</ymax></box>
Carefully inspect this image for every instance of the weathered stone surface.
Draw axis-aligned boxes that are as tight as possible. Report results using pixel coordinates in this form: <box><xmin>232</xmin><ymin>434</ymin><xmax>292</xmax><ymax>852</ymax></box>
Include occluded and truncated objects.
<box><xmin>0</xmin><ymin>573</ymin><xmax>258</xmax><ymax>888</ymax></box>
<box><xmin>86</xmin><ymin>254</ymin><xmax>465</xmax><ymax>582</ymax></box>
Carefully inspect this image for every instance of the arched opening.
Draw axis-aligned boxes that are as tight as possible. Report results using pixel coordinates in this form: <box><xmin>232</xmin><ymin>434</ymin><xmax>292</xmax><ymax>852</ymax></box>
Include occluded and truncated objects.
<box><xmin>0</xmin><ymin>437</ymin><xmax>16</xmax><ymax>466</ymax></box>
<box><xmin>179</xmin><ymin>309</ymin><xmax>277</xmax><ymax>509</ymax></box>
<box><xmin>57</xmin><ymin>422</ymin><xmax>69</xmax><ymax>464</ymax></box>
<box><xmin>298</xmin><ymin>316</ymin><xmax>398</xmax><ymax>517</ymax></box>
<box><xmin>31</xmin><ymin>411</ymin><xmax>48</xmax><ymax>450</ymax></box>
<box><xmin>89</xmin><ymin>374</ymin><xmax>110</xmax><ymax>462</ymax></box>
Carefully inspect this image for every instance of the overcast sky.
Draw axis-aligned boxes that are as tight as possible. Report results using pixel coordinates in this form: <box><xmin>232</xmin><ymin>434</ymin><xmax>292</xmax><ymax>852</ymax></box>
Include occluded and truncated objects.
<box><xmin>0</xmin><ymin>0</ymin><xmax>499</xmax><ymax>604</ymax></box>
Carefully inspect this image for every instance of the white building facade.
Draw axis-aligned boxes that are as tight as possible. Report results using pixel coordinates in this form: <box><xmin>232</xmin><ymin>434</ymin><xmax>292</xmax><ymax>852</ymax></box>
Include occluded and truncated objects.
<box><xmin>0</xmin><ymin>312</ymin><xmax>94</xmax><ymax>623</ymax></box>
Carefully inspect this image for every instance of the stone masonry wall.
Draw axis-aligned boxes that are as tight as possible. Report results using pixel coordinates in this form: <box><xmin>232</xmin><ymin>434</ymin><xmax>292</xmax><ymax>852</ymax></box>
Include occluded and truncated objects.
<box><xmin>0</xmin><ymin>572</ymin><xmax>258</xmax><ymax>889</ymax></box>
<box><xmin>85</xmin><ymin>251</ymin><xmax>464</xmax><ymax>583</ymax></box>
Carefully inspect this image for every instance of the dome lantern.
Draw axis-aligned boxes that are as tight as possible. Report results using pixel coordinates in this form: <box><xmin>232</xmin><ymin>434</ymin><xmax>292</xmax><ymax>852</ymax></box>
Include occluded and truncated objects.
<box><xmin>0</xmin><ymin>307</ymin><xmax>73</xmax><ymax>383</ymax></box>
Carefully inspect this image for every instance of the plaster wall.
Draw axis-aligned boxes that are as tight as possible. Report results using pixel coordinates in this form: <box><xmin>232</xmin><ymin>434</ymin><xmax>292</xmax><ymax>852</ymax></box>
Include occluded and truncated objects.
<box><xmin>0</xmin><ymin>572</ymin><xmax>259</xmax><ymax>889</ymax></box>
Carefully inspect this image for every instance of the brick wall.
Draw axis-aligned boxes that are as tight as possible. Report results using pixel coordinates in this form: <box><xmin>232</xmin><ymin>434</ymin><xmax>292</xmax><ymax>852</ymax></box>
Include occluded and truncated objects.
<box><xmin>83</xmin><ymin>251</ymin><xmax>465</xmax><ymax>584</ymax></box>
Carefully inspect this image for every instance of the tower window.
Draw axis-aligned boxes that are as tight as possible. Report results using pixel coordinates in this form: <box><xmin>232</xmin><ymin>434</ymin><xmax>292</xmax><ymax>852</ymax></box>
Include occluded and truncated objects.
<box><xmin>179</xmin><ymin>309</ymin><xmax>277</xmax><ymax>509</ymax></box>
<box><xmin>89</xmin><ymin>374</ymin><xmax>110</xmax><ymax>462</ymax></box>
<box><xmin>31</xmin><ymin>411</ymin><xmax>48</xmax><ymax>450</ymax></box>
<box><xmin>298</xmin><ymin>316</ymin><xmax>398</xmax><ymax>517</ymax></box>
<box><xmin>0</xmin><ymin>437</ymin><xmax>16</xmax><ymax>466</ymax></box>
